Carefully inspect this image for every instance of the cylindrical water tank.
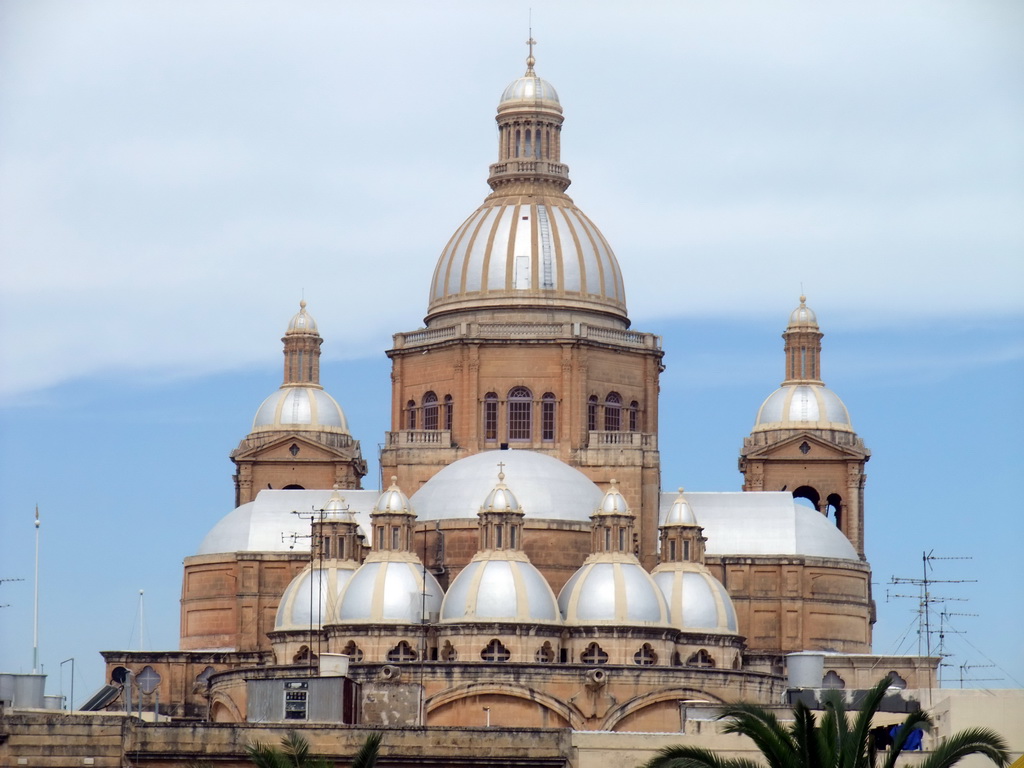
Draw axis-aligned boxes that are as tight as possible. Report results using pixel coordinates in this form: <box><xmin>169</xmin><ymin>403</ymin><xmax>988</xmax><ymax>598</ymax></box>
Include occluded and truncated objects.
<box><xmin>0</xmin><ymin>673</ymin><xmax>14</xmax><ymax>705</ymax></box>
<box><xmin>786</xmin><ymin>652</ymin><xmax>824</xmax><ymax>688</ymax></box>
<box><xmin>12</xmin><ymin>673</ymin><xmax>46</xmax><ymax>708</ymax></box>
<box><xmin>44</xmin><ymin>694</ymin><xmax>64</xmax><ymax>710</ymax></box>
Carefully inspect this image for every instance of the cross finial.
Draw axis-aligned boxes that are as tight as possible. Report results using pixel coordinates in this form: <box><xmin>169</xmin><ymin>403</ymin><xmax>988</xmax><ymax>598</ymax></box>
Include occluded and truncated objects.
<box><xmin>525</xmin><ymin>29</ymin><xmax>536</xmax><ymax>74</ymax></box>
<box><xmin>497</xmin><ymin>461</ymin><xmax>506</xmax><ymax>482</ymax></box>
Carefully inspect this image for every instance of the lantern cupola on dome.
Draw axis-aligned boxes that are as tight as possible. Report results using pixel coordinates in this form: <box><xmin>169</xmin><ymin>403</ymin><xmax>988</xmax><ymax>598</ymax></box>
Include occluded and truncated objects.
<box><xmin>335</xmin><ymin>479</ymin><xmax>443</xmax><ymax>624</ymax></box>
<box><xmin>557</xmin><ymin>481</ymin><xmax>669</xmax><ymax>626</ymax></box>
<box><xmin>426</xmin><ymin>39</ymin><xmax>628</xmax><ymax>327</ymax></box>
<box><xmin>440</xmin><ymin>468</ymin><xmax>560</xmax><ymax>624</ymax></box>
<box><xmin>652</xmin><ymin>488</ymin><xmax>738</xmax><ymax>634</ymax></box>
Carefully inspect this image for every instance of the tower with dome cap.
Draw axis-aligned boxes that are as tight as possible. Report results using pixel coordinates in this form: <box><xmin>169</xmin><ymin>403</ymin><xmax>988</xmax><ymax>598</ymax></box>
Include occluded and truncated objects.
<box><xmin>230</xmin><ymin>301</ymin><xmax>367</xmax><ymax>507</ymax></box>
<box><xmin>383</xmin><ymin>43</ymin><xmax>664</xmax><ymax>567</ymax></box>
<box><xmin>739</xmin><ymin>296</ymin><xmax>871</xmax><ymax>556</ymax></box>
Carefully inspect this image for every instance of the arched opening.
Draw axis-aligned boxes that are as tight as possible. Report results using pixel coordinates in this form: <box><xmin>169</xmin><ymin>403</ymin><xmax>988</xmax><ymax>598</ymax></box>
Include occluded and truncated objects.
<box><xmin>282</xmin><ymin>484</ymin><xmax>305</xmax><ymax>490</ymax></box>
<box><xmin>293</xmin><ymin>646</ymin><xmax>317</xmax><ymax>665</ymax></box>
<box><xmin>481</xmin><ymin>639</ymin><xmax>511</xmax><ymax>662</ymax></box>
<box><xmin>792</xmin><ymin>485</ymin><xmax>821</xmax><ymax>512</ymax></box>
<box><xmin>483</xmin><ymin>393</ymin><xmax>498</xmax><ymax>441</ymax></box>
<box><xmin>629</xmin><ymin>401</ymin><xmax>639</xmax><ymax>432</ymax></box>
<box><xmin>826</xmin><ymin>493</ymin><xmax>843</xmax><ymax>529</ymax></box>
<box><xmin>580</xmin><ymin>642</ymin><xmax>608</xmax><ymax>665</ymax></box>
<box><xmin>587</xmin><ymin>395</ymin><xmax>598</xmax><ymax>432</ymax></box>
<box><xmin>423</xmin><ymin>391</ymin><xmax>439</xmax><ymax>431</ymax></box>
<box><xmin>685</xmin><ymin>649</ymin><xmax>715</xmax><ymax>668</ymax></box>
<box><xmin>340</xmin><ymin>640</ymin><xmax>363</xmax><ymax>662</ymax></box>
<box><xmin>406</xmin><ymin>399</ymin><xmax>417</xmax><ymax>430</ymax></box>
<box><xmin>633</xmin><ymin>644</ymin><xmax>657</xmax><ymax>666</ymax></box>
<box><xmin>386</xmin><ymin>640</ymin><xmax>417</xmax><ymax>662</ymax></box>
<box><xmin>604</xmin><ymin>392</ymin><xmax>622</xmax><ymax>431</ymax></box>
<box><xmin>535</xmin><ymin>641</ymin><xmax>554</xmax><ymax>663</ymax></box>
<box><xmin>507</xmin><ymin>387</ymin><xmax>532</xmax><ymax>441</ymax></box>
<box><xmin>443</xmin><ymin>394</ymin><xmax>453</xmax><ymax>431</ymax></box>
<box><xmin>541</xmin><ymin>393</ymin><xmax>556</xmax><ymax>441</ymax></box>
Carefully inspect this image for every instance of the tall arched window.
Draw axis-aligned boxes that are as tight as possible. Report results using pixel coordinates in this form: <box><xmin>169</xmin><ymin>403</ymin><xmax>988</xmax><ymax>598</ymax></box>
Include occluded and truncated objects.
<box><xmin>604</xmin><ymin>392</ymin><xmax>622</xmax><ymax>432</ymax></box>
<box><xmin>629</xmin><ymin>401</ymin><xmax>639</xmax><ymax>432</ymax></box>
<box><xmin>541</xmin><ymin>393</ymin><xmax>556</xmax><ymax>441</ymax></box>
<box><xmin>423</xmin><ymin>391</ymin><xmax>438</xmax><ymax>431</ymax></box>
<box><xmin>406</xmin><ymin>399</ymin><xmax>417</xmax><ymax>430</ymax></box>
<box><xmin>587</xmin><ymin>395</ymin><xmax>598</xmax><ymax>432</ymax></box>
<box><xmin>483</xmin><ymin>393</ymin><xmax>498</xmax><ymax>441</ymax></box>
<box><xmin>444</xmin><ymin>394</ymin><xmax>453</xmax><ymax>431</ymax></box>
<box><xmin>507</xmin><ymin>387</ymin><xmax>533</xmax><ymax>441</ymax></box>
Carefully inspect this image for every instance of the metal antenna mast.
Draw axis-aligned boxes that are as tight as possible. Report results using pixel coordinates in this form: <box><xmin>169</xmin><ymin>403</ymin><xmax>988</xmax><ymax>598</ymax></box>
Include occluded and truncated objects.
<box><xmin>888</xmin><ymin>550</ymin><xmax>974</xmax><ymax>658</ymax></box>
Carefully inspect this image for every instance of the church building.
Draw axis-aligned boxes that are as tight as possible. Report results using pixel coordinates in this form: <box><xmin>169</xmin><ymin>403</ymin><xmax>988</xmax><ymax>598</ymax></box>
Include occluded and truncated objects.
<box><xmin>100</xmin><ymin>44</ymin><xmax>936</xmax><ymax>732</ymax></box>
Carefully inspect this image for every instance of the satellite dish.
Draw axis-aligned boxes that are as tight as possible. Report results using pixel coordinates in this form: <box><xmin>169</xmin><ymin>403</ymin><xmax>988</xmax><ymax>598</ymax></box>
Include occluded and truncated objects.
<box><xmin>111</xmin><ymin>666</ymin><xmax>129</xmax><ymax>684</ymax></box>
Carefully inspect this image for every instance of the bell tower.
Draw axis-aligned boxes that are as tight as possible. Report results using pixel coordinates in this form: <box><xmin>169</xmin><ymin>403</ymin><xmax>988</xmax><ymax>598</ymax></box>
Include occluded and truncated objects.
<box><xmin>739</xmin><ymin>297</ymin><xmax>870</xmax><ymax>557</ymax></box>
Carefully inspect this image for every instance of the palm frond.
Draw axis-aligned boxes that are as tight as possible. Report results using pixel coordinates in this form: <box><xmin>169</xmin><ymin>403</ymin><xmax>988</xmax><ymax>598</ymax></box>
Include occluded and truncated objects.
<box><xmin>916</xmin><ymin>728</ymin><xmax>1010</xmax><ymax>768</ymax></box>
<box><xmin>720</xmin><ymin>703</ymin><xmax>799</xmax><ymax>768</ymax></box>
<box><xmin>638</xmin><ymin>745</ymin><xmax>762</xmax><ymax>768</ymax></box>
<box><xmin>351</xmin><ymin>732</ymin><xmax>382</xmax><ymax>768</ymax></box>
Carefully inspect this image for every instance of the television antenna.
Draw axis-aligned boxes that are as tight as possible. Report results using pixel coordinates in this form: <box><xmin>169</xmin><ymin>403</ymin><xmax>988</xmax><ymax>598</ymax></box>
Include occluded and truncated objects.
<box><xmin>888</xmin><ymin>550</ymin><xmax>975</xmax><ymax>658</ymax></box>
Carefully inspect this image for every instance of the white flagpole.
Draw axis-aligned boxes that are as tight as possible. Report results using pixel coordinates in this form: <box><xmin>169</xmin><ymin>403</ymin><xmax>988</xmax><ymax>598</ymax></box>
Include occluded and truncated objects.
<box><xmin>33</xmin><ymin>505</ymin><xmax>40</xmax><ymax>674</ymax></box>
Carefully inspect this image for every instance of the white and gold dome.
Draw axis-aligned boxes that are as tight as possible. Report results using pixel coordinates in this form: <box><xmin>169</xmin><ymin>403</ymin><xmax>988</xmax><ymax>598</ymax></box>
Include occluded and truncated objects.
<box><xmin>336</xmin><ymin>480</ymin><xmax>443</xmax><ymax>624</ymax></box>
<box><xmin>440</xmin><ymin>472</ymin><xmax>560</xmax><ymax>624</ymax></box>
<box><xmin>652</xmin><ymin>489</ymin><xmax>738</xmax><ymax>634</ymax></box>
<box><xmin>425</xmin><ymin>50</ymin><xmax>628</xmax><ymax>326</ymax></box>
<box><xmin>558</xmin><ymin>483</ymin><xmax>669</xmax><ymax>626</ymax></box>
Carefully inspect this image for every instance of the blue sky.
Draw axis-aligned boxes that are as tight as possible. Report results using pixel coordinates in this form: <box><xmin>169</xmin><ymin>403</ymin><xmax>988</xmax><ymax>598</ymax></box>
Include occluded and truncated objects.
<box><xmin>0</xmin><ymin>1</ymin><xmax>1021</xmax><ymax>701</ymax></box>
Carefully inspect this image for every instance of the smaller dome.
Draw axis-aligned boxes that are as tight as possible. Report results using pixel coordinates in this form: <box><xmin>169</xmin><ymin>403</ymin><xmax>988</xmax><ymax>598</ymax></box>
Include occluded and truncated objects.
<box><xmin>252</xmin><ymin>386</ymin><xmax>350</xmax><ymax>434</ymax></box>
<box><xmin>754</xmin><ymin>384</ymin><xmax>852</xmax><ymax>432</ymax></box>
<box><xmin>788</xmin><ymin>295</ymin><xmax>818</xmax><ymax>328</ymax></box>
<box><xmin>337</xmin><ymin>560</ymin><xmax>443</xmax><ymax>624</ymax></box>
<box><xmin>651</xmin><ymin>565</ymin><xmax>738</xmax><ymax>634</ymax></box>
<box><xmin>374</xmin><ymin>478</ymin><xmax>412</xmax><ymax>515</ymax></box>
<box><xmin>481</xmin><ymin>473</ymin><xmax>522</xmax><ymax>514</ymax></box>
<box><xmin>323</xmin><ymin>487</ymin><xmax>352</xmax><ymax>518</ymax></box>
<box><xmin>664</xmin><ymin>488</ymin><xmax>698</xmax><ymax>526</ymax></box>
<box><xmin>274</xmin><ymin>564</ymin><xmax>358</xmax><ymax>632</ymax></box>
<box><xmin>286</xmin><ymin>300</ymin><xmax>318</xmax><ymax>334</ymax></box>
<box><xmin>558</xmin><ymin>557</ymin><xmax>669</xmax><ymax>626</ymax></box>
<box><xmin>441</xmin><ymin>552</ymin><xmax>560</xmax><ymax>624</ymax></box>
<box><xmin>596</xmin><ymin>480</ymin><xmax>630</xmax><ymax>515</ymax></box>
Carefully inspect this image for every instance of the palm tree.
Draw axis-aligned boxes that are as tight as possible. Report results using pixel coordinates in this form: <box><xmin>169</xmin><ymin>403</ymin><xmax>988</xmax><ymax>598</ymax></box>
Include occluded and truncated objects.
<box><xmin>246</xmin><ymin>731</ymin><xmax>381</xmax><ymax>768</ymax></box>
<box><xmin>639</xmin><ymin>677</ymin><xmax>1008</xmax><ymax>768</ymax></box>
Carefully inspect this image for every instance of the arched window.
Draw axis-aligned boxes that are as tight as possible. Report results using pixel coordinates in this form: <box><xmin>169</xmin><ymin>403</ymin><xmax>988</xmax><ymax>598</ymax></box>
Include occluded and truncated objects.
<box><xmin>423</xmin><ymin>391</ymin><xmax>438</xmax><ymax>431</ymax></box>
<box><xmin>580</xmin><ymin>642</ymin><xmax>608</xmax><ymax>665</ymax></box>
<box><xmin>587</xmin><ymin>395</ymin><xmax>598</xmax><ymax>432</ymax></box>
<box><xmin>340</xmin><ymin>640</ymin><xmax>363</xmax><ymax>662</ymax></box>
<box><xmin>406</xmin><ymin>399</ymin><xmax>417</xmax><ymax>430</ymax></box>
<box><xmin>629</xmin><ymin>401</ymin><xmax>639</xmax><ymax>432</ymax></box>
<box><xmin>514</xmin><ymin>128</ymin><xmax>521</xmax><ymax>157</ymax></box>
<box><xmin>822</xmin><ymin>670</ymin><xmax>846</xmax><ymax>689</ymax></box>
<box><xmin>386</xmin><ymin>641</ymin><xmax>417</xmax><ymax>662</ymax></box>
<box><xmin>686</xmin><ymin>649</ymin><xmax>715</xmax><ymax>668</ymax></box>
<box><xmin>827</xmin><ymin>493</ymin><xmax>843</xmax><ymax>529</ymax></box>
<box><xmin>444</xmin><ymin>394</ymin><xmax>453</xmax><ymax>431</ymax></box>
<box><xmin>541</xmin><ymin>393</ymin><xmax>556</xmax><ymax>441</ymax></box>
<box><xmin>633</xmin><ymin>643</ymin><xmax>657</xmax><ymax>666</ymax></box>
<box><xmin>440</xmin><ymin>641</ymin><xmax>457</xmax><ymax>662</ymax></box>
<box><xmin>481</xmin><ymin>638</ymin><xmax>511</xmax><ymax>662</ymax></box>
<box><xmin>793</xmin><ymin>486</ymin><xmax>821</xmax><ymax>512</ymax></box>
<box><xmin>483</xmin><ymin>393</ymin><xmax>498</xmax><ymax>441</ymax></box>
<box><xmin>604</xmin><ymin>392</ymin><xmax>622</xmax><ymax>431</ymax></box>
<box><xmin>507</xmin><ymin>387</ymin><xmax>532</xmax><ymax>441</ymax></box>
<box><xmin>535</xmin><ymin>641</ymin><xmax>554</xmax><ymax>663</ymax></box>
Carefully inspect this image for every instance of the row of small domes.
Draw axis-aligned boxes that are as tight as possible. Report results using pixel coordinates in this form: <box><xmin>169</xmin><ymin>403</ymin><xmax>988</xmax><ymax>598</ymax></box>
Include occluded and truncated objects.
<box><xmin>274</xmin><ymin>482</ymin><xmax>737</xmax><ymax>636</ymax></box>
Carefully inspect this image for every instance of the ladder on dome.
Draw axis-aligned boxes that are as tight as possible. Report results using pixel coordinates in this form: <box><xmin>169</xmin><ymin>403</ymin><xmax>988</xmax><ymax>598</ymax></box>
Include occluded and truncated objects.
<box><xmin>537</xmin><ymin>205</ymin><xmax>554</xmax><ymax>289</ymax></box>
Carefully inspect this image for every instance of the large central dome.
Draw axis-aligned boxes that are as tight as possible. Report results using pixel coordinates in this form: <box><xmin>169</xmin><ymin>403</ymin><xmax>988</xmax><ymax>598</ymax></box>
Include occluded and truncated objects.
<box><xmin>426</xmin><ymin>53</ymin><xmax>628</xmax><ymax>326</ymax></box>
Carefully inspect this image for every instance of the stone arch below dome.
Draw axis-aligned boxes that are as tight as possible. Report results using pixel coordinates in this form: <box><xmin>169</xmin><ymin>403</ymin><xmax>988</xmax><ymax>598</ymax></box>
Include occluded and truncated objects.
<box><xmin>209</xmin><ymin>693</ymin><xmax>242</xmax><ymax>723</ymax></box>
<box><xmin>426</xmin><ymin>683</ymin><xmax>580</xmax><ymax>729</ymax></box>
<box><xmin>602</xmin><ymin>686</ymin><xmax>726</xmax><ymax>732</ymax></box>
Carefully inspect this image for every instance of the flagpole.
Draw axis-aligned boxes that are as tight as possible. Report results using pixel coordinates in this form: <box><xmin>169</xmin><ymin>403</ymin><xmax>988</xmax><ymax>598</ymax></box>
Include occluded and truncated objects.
<box><xmin>33</xmin><ymin>505</ymin><xmax>40</xmax><ymax>673</ymax></box>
